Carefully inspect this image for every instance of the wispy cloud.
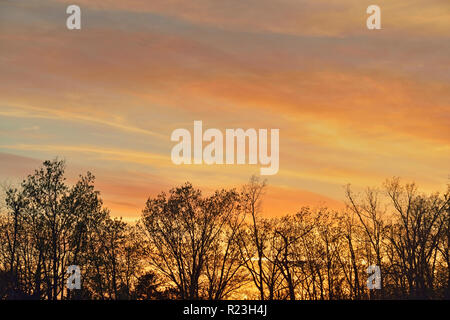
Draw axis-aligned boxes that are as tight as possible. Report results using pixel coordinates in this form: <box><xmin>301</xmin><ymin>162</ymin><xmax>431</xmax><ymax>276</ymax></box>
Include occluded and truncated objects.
<box><xmin>1</xmin><ymin>0</ymin><xmax>448</xmax><ymax>219</ymax></box>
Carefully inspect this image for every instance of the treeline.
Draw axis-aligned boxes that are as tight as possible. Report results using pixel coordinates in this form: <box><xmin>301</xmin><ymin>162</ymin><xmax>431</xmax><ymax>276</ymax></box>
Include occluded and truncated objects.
<box><xmin>0</xmin><ymin>160</ymin><xmax>448</xmax><ymax>300</ymax></box>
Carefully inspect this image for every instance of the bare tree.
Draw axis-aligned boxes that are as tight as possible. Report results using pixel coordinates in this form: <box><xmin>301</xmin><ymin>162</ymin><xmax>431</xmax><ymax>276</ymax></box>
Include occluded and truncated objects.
<box><xmin>345</xmin><ymin>185</ymin><xmax>386</xmax><ymax>298</ymax></box>
<box><xmin>238</xmin><ymin>176</ymin><xmax>269</xmax><ymax>299</ymax></box>
<box><xmin>384</xmin><ymin>178</ymin><xmax>449</xmax><ymax>298</ymax></box>
<box><xmin>141</xmin><ymin>183</ymin><xmax>246</xmax><ymax>299</ymax></box>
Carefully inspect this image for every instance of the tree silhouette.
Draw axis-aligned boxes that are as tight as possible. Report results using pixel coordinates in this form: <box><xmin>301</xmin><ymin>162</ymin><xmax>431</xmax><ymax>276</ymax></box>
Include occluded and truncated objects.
<box><xmin>0</xmin><ymin>160</ymin><xmax>448</xmax><ymax>300</ymax></box>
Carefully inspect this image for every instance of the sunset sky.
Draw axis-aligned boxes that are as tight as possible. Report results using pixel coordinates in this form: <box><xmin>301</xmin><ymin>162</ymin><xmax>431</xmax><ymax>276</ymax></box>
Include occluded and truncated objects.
<box><xmin>1</xmin><ymin>0</ymin><xmax>449</xmax><ymax>221</ymax></box>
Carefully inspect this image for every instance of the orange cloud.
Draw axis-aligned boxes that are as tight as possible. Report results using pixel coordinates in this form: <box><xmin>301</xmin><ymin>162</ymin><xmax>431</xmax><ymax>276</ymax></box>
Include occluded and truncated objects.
<box><xmin>1</xmin><ymin>0</ymin><xmax>448</xmax><ymax>219</ymax></box>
